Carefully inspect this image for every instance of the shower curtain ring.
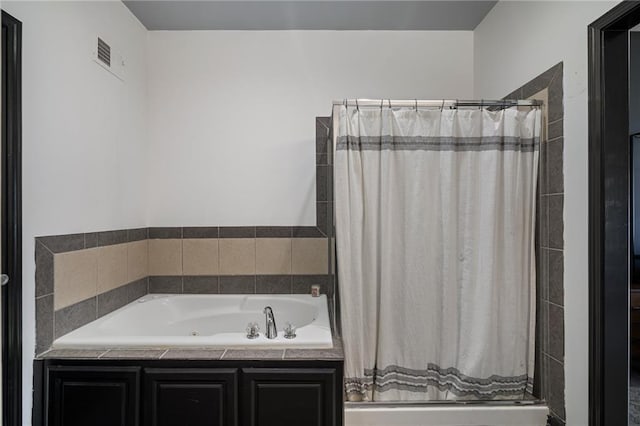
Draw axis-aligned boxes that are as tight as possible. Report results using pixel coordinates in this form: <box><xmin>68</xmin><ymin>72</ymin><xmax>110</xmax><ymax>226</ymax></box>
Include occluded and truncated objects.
<box><xmin>440</xmin><ymin>100</ymin><xmax>445</xmax><ymax>111</ymax></box>
<box><xmin>355</xmin><ymin>99</ymin><xmax>360</xmax><ymax>111</ymax></box>
<box><xmin>415</xmin><ymin>99</ymin><xmax>418</xmax><ymax>111</ymax></box>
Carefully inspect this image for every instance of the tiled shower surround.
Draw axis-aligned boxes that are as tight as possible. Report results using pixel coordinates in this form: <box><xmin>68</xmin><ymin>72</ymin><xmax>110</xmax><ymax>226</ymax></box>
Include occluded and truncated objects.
<box><xmin>35</xmin><ymin>118</ymin><xmax>334</xmax><ymax>355</ymax></box>
<box><xmin>506</xmin><ymin>62</ymin><xmax>565</xmax><ymax>424</ymax></box>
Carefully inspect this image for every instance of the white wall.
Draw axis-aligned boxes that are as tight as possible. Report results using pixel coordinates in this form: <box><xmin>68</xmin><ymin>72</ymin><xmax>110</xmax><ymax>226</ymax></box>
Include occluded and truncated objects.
<box><xmin>1</xmin><ymin>1</ymin><xmax>149</xmax><ymax>423</ymax></box>
<box><xmin>474</xmin><ymin>2</ymin><xmax>619</xmax><ymax>424</ymax></box>
<box><xmin>146</xmin><ymin>31</ymin><xmax>473</xmax><ymax>226</ymax></box>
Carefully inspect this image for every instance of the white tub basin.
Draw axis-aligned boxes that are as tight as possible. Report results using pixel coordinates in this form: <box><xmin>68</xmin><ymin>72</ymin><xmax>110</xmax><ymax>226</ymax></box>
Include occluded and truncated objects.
<box><xmin>52</xmin><ymin>294</ymin><xmax>333</xmax><ymax>349</ymax></box>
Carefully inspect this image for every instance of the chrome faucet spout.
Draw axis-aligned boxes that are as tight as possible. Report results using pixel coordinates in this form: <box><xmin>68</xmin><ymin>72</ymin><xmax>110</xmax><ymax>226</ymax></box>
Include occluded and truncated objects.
<box><xmin>263</xmin><ymin>306</ymin><xmax>278</xmax><ymax>339</ymax></box>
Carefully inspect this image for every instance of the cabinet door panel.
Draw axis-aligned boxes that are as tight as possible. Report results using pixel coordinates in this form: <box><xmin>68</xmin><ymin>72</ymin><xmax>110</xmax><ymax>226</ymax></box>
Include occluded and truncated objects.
<box><xmin>242</xmin><ymin>368</ymin><xmax>338</xmax><ymax>426</ymax></box>
<box><xmin>144</xmin><ymin>368</ymin><xmax>238</xmax><ymax>426</ymax></box>
<box><xmin>46</xmin><ymin>366</ymin><xmax>140</xmax><ymax>426</ymax></box>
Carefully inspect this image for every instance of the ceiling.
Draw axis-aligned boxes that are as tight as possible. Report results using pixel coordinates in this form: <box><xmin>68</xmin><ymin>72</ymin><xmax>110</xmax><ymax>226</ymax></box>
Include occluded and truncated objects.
<box><xmin>123</xmin><ymin>1</ymin><xmax>498</xmax><ymax>31</ymax></box>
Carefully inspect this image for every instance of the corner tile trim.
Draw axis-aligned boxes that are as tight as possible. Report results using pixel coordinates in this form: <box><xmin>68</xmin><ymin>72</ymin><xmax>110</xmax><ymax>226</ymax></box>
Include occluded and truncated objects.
<box><xmin>508</xmin><ymin>62</ymin><xmax>564</xmax><ymax>421</ymax></box>
<box><xmin>39</xmin><ymin>226</ymin><xmax>328</xmax><ymax>253</ymax></box>
<box><xmin>38</xmin><ymin>227</ymin><xmax>147</xmax><ymax>253</ymax></box>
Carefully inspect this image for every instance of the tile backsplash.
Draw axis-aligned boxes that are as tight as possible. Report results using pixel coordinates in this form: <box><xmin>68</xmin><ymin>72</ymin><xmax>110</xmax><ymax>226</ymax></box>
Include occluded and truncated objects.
<box><xmin>36</xmin><ymin>229</ymin><xmax>333</xmax><ymax>354</ymax></box>
<box><xmin>35</xmin><ymin>117</ymin><xmax>334</xmax><ymax>355</ymax></box>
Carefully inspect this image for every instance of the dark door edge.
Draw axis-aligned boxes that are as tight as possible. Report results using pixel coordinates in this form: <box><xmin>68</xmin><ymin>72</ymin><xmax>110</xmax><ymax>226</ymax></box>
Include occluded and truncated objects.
<box><xmin>589</xmin><ymin>2</ymin><xmax>640</xmax><ymax>425</ymax></box>
<box><xmin>1</xmin><ymin>9</ymin><xmax>22</xmax><ymax>426</ymax></box>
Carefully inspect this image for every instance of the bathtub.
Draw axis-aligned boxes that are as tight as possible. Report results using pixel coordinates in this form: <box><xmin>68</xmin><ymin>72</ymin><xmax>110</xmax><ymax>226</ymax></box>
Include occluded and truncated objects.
<box><xmin>52</xmin><ymin>294</ymin><xmax>333</xmax><ymax>349</ymax></box>
<box><xmin>344</xmin><ymin>401</ymin><xmax>549</xmax><ymax>426</ymax></box>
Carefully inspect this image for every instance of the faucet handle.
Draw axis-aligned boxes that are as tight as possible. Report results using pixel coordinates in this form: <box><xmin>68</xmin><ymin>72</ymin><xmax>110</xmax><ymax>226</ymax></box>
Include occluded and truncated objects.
<box><xmin>246</xmin><ymin>322</ymin><xmax>260</xmax><ymax>339</ymax></box>
<box><xmin>284</xmin><ymin>322</ymin><xmax>296</xmax><ymax>339</ymax></box>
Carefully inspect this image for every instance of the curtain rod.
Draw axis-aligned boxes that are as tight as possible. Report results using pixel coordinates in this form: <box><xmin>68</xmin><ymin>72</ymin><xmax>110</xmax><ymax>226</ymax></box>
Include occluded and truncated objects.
<box><xmin>332</xmin><ymin>99</ymin><xmax>543</xmax><ymax>108</ymax></box>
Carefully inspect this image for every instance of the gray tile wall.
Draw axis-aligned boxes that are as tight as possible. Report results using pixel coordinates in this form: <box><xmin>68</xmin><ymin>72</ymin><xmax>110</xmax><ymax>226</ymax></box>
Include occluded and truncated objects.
<box><xmin>34</xmin><ymin>117</ymin><xmax>335</xmax><ymax>355</ymax></box>
<box><xmin>508</xmin><ymin>62</ymin><xmax>565</xmax><ymax>423</ymax></box>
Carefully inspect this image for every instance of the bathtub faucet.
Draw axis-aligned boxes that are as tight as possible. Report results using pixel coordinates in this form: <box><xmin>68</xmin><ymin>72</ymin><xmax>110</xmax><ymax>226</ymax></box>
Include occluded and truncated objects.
<box><xmin>263</xmin><ymin>306</ymin><xmax>278</xmax><ymax>339</ymax></box>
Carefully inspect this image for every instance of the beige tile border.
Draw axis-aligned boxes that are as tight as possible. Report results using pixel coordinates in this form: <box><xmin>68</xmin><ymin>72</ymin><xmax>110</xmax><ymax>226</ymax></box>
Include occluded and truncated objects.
<box><xmin>292</xmin><ymin>238</ymin><xmax>329</xmax><ymax>275</ymax></box>
<box><xmin>50</xmin><ymin>234</ymin><xmax>331</xmax><ymax>310</ymax></box>
<box><xmin>53</xmin><ymin>248</ymin><xmax>98</xmax><ymax>310</ymax></box>
<box><xmin>219</xmin><ymin>238</ymin><xmax>256</xmax><ymax>275</ymax></box>
<box><xmin>148</xmin><ymin>239</ymin><xmax>183</xmax><ymax>276</ymax></box>
<box><xmin>97</xmin><ymin>243</ymin><xmax>128</xmax><ymax>294</ymax></box>
<box><xmin>256</xmin><ymin>238</ymin><xmax>292</xmax><ymax>275</ymax></box>
<box><xmin>183</xmin><ymin>238</ymin><xmax>219</xmax><ymax>275</ymax></box>
<box><xmin>127</xmin><ymin>240</ymin><xmax>149</xmax><ymax>282</ymax></box>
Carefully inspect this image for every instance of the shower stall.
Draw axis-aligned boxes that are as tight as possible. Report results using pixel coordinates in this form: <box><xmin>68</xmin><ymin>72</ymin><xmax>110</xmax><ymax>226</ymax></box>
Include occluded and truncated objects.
<box><xmin>326</xmin><ymin>99</ymin><xmax>549</xmax><ymax>425</ymax></box>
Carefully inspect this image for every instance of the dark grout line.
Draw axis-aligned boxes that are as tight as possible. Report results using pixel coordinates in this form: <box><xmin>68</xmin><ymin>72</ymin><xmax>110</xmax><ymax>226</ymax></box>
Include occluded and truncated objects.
<box><xmin>542</xmin><ymin>350</ymin><xmax>564</xmax><ymax>366</ymax></box>
<box><xmin>547</xmin><ymin>300</ymin><xmax>564</xmax><ymax>309</ymax></box>
<box><xmin>35</xmin><ymin>293</ymin><xmax>54</xmax><ymax>300</ymax></box>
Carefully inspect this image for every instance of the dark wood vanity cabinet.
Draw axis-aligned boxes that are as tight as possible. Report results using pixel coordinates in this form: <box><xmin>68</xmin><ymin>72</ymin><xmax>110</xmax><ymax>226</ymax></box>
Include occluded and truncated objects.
<box><xmin>144</xmin><ymin>368</ymin><xmax>238</xmax><ymax>426</ymax></box>
<box><xmin>38</xmin><ymin>360</ymin><xmax>343</xmax><ymax>426</ymax></box>
<box><xmin>242</xmin><ymin>368</ymin><xmax>339</xmax><ymax>426</ymax></box>
<box><xmin>46</xmin><ymin>366</ymin><xmax>141</xmax><ymax>426</ymax></box>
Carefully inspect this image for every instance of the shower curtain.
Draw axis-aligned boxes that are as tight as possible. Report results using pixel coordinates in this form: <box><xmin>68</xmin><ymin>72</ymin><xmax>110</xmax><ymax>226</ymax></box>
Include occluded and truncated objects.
<box><xmin>333</xmin><ymin>103</ymin><xmax>540</xmax><ymax>402</ymax></box>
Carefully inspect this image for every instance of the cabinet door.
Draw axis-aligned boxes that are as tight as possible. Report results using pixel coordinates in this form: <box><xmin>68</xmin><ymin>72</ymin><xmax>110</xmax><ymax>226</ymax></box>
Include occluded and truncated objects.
<box><xmin>241</xmin><ymin>368</ymin><xmax>339</xmax><ymax>426</ymax></box>
<box><xmin>46</xmin><ymin>366</ymin><xmax>140</xmax><ymax>426</ymax></box>
<box><xmin>144</xmin><ymin>368</ymin><xmax>238</xmax><ymax>426</ymax></box>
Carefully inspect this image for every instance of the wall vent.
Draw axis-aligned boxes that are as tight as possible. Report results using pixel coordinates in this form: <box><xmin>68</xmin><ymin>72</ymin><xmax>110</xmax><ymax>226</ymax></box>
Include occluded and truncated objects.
<box><xmin>93</xmin><ymin>36</ymin><xmax>125</xmax><ymax>81</ymax></box>
<box><xmin>97</xmin><ymin>37</ymin><xmax>111</xmax><ymax>67</ymax></box>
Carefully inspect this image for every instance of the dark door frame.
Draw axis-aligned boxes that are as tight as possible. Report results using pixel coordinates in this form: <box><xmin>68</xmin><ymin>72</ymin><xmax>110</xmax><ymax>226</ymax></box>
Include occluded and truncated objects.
<box><xmin>1</xmin><ymin>10</ymin><xmax>22</xmax><ymax>426</ymax></box>
<box><xmin>589</xmin><ymin>2</ymin><xmax>640</xmax><ymax>425</ymax></box>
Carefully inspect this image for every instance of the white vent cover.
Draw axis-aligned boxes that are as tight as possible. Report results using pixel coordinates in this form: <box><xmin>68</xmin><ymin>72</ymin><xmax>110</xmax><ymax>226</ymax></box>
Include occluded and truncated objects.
<box><xmin>93</xmin><ymin>36</ymin><xmax>125</xmax><ymax>81</ymax></box>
